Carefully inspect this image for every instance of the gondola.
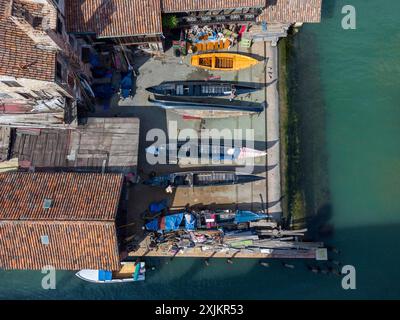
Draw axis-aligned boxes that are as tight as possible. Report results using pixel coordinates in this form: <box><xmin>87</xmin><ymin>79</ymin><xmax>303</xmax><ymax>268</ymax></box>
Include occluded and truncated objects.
<box><xmin>146</xmin><ymin>143</ymin><xmax>267</xmax><ymax>161</ymax></box>
<box><xmin>146</xmin><ymin>81</ymin><xmax>261</xmax><ymax>97</ymax></box>
<box><xmin>144</xmin><ymin>171</ymin><xmax>265</xmax><ymax>188</ymax></box>
<box><xmin>148</xmin><ymin>94</ymin><xmax>264</xmax><ymax>118</ymax></box>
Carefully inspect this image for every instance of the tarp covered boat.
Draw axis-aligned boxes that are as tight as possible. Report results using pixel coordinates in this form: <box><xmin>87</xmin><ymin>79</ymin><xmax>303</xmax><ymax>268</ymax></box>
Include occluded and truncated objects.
<box><xmin>191</xmin><ymin>53</ymin><xmax>260</xmax><ymax>71</ymax></box>
<box><xmin>144</xmin><ymin>171</ymin><xmax>265</xmax><ymax>188</ymax></box>
<box><xmin>146</xmin><ymin>143</ymin><xmax>267</xmax><ymax>161</ymax></box>
<box><xmin>75</xmin><ymin>262</ymin><xmax>145</xmax><ymax>283</ymax></box>
<box><xmin>146</xmin><ymin>81</ymin><xmax>261</xmax><ymax>97</ymax></box>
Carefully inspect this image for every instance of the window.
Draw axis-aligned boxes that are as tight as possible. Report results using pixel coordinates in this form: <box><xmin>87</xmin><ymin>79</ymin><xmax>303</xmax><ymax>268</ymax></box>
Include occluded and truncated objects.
<box><xmin>32</xmin><ymin>16</ymin><xmax>43</xmax><ymax>29</ymax></box>
<box><xmin>32</xmin><ymin>90</ymin><xmax>49</xmax><ymax>99</ymax></box>
<box><xmin>16</xmin><ymin>92</ymin><xmax>35</xmax><ymax>99</ymax></box>
<box><xmin>56</xmin><ymin>61</ymin><xmax>63</xmax><ymax>80</ymax></box>
<box><xmin>56</xmin><ymin>16</ymin><xmax>63</xmax><ymax>34</ymax></box>
<box><xmin>56</xmin><ymin>90</ymin><xmax>65</xmax><ymax>97</ymax></box>
<box><xmin>2</xmin><ymin>80</ymin><xmax>22</xmax><ymax>87</ymax></box>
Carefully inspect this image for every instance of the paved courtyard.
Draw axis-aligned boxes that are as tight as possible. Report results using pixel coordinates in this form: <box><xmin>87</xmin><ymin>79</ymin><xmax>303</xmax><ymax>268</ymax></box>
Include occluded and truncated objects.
<box><xmin>92</xmin><ymin>41</ymin><xmax>283</xmax><ymax>256</ymax></box>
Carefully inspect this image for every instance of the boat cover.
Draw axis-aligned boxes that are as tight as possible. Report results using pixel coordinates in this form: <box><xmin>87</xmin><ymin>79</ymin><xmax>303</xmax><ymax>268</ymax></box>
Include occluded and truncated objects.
<box><xmin>164</xmin><ymin>213</ymin><xmax>184</xmax><ymax>231</ymax></box>
<box><xmin>145</xmin><ymin>218</ymin><xmax>159</xmax><ymax>231</ymax></box>
<box><xmin>184</xmin><ymin>214</ymin><xmax>196</xmax><ymax>230</ymax></box>
<box><xmin>149</xmin><ymin>199</ymin><xmax>168</xmax><ymax>213</ymax></box>
<box><xmin>145</xmin><ymin>213</ymin><xmax>184</xmax><ymax>232</ymax></box>
<box><xmin>234</xmin><ymin>210</ymin><xmax>268</xmax><ymax>224</ymax></box>
<box><xmin>98</xmin><ymin>270</ymin><xmax>112</xmax><ymax>281</ymax></box>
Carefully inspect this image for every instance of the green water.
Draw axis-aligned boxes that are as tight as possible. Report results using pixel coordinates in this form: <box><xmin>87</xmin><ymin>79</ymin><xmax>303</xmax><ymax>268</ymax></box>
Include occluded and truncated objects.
<box><xmin>1</xmin><ymin>0</ymin><xmax>400</xmax><ymax>299</ymax></box>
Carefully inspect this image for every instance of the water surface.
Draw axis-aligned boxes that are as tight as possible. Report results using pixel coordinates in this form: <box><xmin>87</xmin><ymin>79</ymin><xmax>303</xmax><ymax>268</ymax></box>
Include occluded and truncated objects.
<box><xmin>1</xmin><ymin>0</ymin><xmax>400</xmax><ymax>299</ymax></box>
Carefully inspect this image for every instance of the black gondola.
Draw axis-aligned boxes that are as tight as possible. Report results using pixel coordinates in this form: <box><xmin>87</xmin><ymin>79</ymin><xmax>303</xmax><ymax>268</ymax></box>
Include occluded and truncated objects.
<box><xmin>144</xmin><ymin>171</ymin><xmax>265</xmax><ymax>188</ymax></box>
<box><xmin>146</xmin><ymin>81</ymin><xmax>262</xmax><ymax>97</ymax></box>
<box><xmin>149</xmin><ymin>94</ymin><xmax>265</xmax><ymax>112</ymax></box>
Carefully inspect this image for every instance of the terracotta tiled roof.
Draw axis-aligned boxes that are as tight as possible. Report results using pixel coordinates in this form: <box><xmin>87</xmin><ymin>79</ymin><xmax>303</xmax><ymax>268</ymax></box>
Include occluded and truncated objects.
<box><xmin>0</xmin><ymin>221</ymin><xmax>120</xmax><ymax>270</ymax></box>
<box><xmin>0</xmin><ymin>0</ymin><xmax>11</xmax><ymax>20</ymax></box>
<box><xmin>0</xmin><ymin>0</ymin><xmax>56</xmax><ymax>81</ymax></box>
<box><xmin>0</xmin><ymin>172</ymin><xmax>124</xmax><ymax>270</ymax></box>
<box><xmin>259</xmin><ymin>0</ymin><xmax>322</xmax><ymax>23</ymax></box>
<box><xmin>66</xmin><ymin>0</ymin><xmax>163</xmax><ymax>38</ymax></box>
<box><xmin>161</xmin><ymin>0</ymin><xmax>266</xmax><ymax>12</ymax></box>
<box><xmin>0</xmin><ymin>172</ymin><xmax>123</xmax><ymax>220</ymax></box>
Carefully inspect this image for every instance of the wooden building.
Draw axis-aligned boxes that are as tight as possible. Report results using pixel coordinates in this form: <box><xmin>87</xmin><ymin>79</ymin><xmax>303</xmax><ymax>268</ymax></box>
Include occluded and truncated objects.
<box><xmin>0</xmin><ymin>172</ymin><xmax>124</xmax><ymax>270</ymax></box>
<box><xmin>3</xmin><ymin>117</ymin><xmax>140</xmax><ymax>174</ymax></box>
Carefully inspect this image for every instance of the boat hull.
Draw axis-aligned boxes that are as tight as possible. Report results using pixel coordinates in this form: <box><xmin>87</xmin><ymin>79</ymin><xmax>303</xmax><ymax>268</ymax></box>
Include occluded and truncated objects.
<box><xmin>144</xmin><ymin>171</ymin><xmax>265</xmax><ymax>188</ymax></box>
<box><xmin>146</xmin><ymin>144</ymin><xmax>267</xmax><ymax>162</ymax></box>
<box><xmin>146</xmin><ymin>81</ymin><xmax>261</xmax><ymax>97</ymax></box>
<box><xmin>75</xmin><ymin>262</ymin><xmax>145</xmax><ymax>283</ymax></box>
<box><xmin>148</xmin><ymin>95</ymin><xmax>264</xmax><ymax>119</ymax></box>
<box><xmin>191</xmin><ymin>53</ymin><xmax>260</xmax><ymax>71</ymax></box>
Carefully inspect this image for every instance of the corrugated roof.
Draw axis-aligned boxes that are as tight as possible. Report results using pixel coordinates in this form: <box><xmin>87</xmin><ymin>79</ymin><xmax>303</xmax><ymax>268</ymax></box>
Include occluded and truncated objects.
<box><xmin>0</xmin><ymin>0</ymin><xmax>56</xmax><ymax>81</ymax></box>
<box><xmin>0</xmin><ymin>221</ymin><xmax>120</xmax><ymax>270</ymax></box>
<box><xmin>66</xmin><ymin>0</ymin><xmax>163</xmax><ymax>38</ymax></box>
<box><xmin>161</xmin><ymin>0</ymin><xmax>266</xmax><ymax>12</ymax></box>
<box><xmin>10</xmin><ymin>118</ymin><xmax>140</xmax><ymax>172</ymax></box>
<box><xmin>258</xmin><ymin>0</ymin><xmax>322</xmax><ymax>23</ymax></box>
<box><xmin>0</xmin><ymin>172</ymin><xmax>124</xmax><ymax>220</ymax></box>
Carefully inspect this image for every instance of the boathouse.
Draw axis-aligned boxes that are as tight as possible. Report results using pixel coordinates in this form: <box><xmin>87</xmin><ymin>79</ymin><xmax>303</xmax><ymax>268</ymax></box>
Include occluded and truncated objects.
<box><xmin>0</xmin><ymin>117</ymin><xmax>140</xmax><ymax>175</ymax></box>
<box><xmin>0</xmin><ymin>172</ymin><xmax>124</xmax><ymax>270</ymax></box>
<box><xmin>64</xmin><ymin>0</ymin><xmax>322</xmax><ymax>52</ymax></box>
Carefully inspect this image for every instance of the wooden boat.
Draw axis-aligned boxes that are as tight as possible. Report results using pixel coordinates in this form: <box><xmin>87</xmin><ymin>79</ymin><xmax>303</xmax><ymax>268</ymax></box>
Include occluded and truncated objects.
<box><xmin>146</xmin><ymin>81</ymin><xmax>261</xmax><ymax>97</ymax></box>
<box><xmin>75</xmin><ymin>262</ymin><xmax>145</xmax><ymax>283</ymax></box>
<box><xmin>148</xmin><ymin>95</ymin><xmax>264</xmax><ymax>118</ymax></box>
<box><xmin>144</xmin><ymin>171</ymin><xmax>264</xmax><ymax>188</ymax></box>
<box><xmin>146</xmin><ymin>143</ymin><xmax>267</xmax><ymax>161</ymax></box>
<box><xmin>191</xmin><ymin>53</ymin><xmax>260</xmax><ymax>71</ymax></box>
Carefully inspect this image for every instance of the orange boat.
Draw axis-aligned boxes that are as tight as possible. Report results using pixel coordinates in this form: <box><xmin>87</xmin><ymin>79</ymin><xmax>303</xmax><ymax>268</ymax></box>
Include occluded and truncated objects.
<box><xmin>191</xmin><ymin>53</ymin><xmax>260</xmax><ymax>71</ymax></box>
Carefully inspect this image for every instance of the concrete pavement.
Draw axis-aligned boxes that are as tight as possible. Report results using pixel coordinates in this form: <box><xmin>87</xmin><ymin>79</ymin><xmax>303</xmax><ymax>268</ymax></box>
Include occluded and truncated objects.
<box><xmin>265</xmin><ymin>42</ymin><xmax>283</xmax><ymax>217</ymax></box>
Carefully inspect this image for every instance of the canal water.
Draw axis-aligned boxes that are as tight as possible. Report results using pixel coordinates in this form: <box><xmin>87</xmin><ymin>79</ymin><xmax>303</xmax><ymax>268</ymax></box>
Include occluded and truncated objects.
<box><xmin>1</xmin><ymin>0</ymin><xmax>399</xmax><ymax>299</ymax></box>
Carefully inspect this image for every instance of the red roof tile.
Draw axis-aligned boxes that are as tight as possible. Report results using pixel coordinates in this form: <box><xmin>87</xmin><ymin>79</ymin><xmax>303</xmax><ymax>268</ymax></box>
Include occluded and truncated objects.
<box><xmin>161</xmin><ymin>0</ymin><xmax>266</xmax><ymax>12</ymax></box>
<box><xmin>0</xmin><ymin>172</ymin><xmax>124</xmax><ymax>221</ymax></box>
<box><xmin>66</xmin><ymin>0</ymin><xmax>163</xmax><ymax>37</ymax></box>
<box><xmin>259</xmin><ymin>0</ymin><xmax>322</xmax><ymax>23</ymax></box>
<box><xmin>0</xmin><ymin>172</ymin><xmax>124</xmax><ymax>270</ymax></box>
<box><xmin>0</xmin><ymin>221</ymin><xmax>120</xmax><ymax>270</ymax></box>
<box><xmin>0</xmin><ymin>0</ymin><xmax>56</xmax><ymax>81</ymax></box>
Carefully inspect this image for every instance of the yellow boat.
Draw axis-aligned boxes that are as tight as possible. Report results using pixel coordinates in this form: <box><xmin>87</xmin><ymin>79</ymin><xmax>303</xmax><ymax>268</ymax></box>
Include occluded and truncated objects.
<box><xmin>191</xmin><ymin>53</ymin><xmax>260</xmax><ymax>71</ymax></box>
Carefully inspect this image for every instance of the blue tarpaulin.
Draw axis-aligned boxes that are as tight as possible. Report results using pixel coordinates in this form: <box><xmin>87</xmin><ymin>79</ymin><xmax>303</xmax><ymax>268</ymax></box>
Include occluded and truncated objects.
<box><xmin>149</xmin><ymin>199</ymin><xmax>167</xmax><ymax>213</ymax></box>
<box><xmin>145</xmin><ymin>218</ymin><xmax>159</xmax><ymax>231</ymax></box>
<box><xmin>98</xmin><ymin>270</ymin><xmax>112</xmax><ymax>281</ymax></box>
<box><xmin>234</xmin><ymin>211</ymin><xmax>268</xmax><ymax>224</ymax></box>
<box><xmin>120</xmin><ymin>71</ymin><xmax>133</xmax><ymax>98</ymax></box>
<box><xmin>164</xmin><ymin>213</ymin><xmax>184</xmax><ymax>232</ymax></box>
<box><xmin>184</xmin><ymin>214</ymin><xmax>196</xmax><ymax>230</ymax></box>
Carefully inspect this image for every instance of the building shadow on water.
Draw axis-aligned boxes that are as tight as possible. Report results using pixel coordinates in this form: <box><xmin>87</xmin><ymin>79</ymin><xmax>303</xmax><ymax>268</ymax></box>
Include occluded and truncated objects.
<box><xmin>286</xmin><ymin>23</ymin><xmax>332</xmax><ymax>239</ymax></box>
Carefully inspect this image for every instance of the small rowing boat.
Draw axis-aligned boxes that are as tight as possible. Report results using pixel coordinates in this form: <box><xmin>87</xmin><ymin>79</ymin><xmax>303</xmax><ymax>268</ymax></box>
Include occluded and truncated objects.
<box><xmin>146</xmin><ymin>143</ymin><xmax>267</xmax><ymax>161</ymax></box>
<box><xmin>191</xmin><ymin>53</ymin><xmax>260</xmax><ymax>71</ymax></box>
<box><xmin>146</xmin><ymin>81</ymin><xmax>261</xmax><ymax>97</ymax></box>
<box><xmin>144</xmin><ymin>171</ymin><xmax>264</xmax><ymax>188</ymax></box>
<box><xmin>75</xmin><ymin>262</ymin><xmax>145</xmax><ymax>283</ymax></box>
<box><xmin>148</xmin><ymin>95</ymin><xmax>264</xmax><ymax>118</ymax></box>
